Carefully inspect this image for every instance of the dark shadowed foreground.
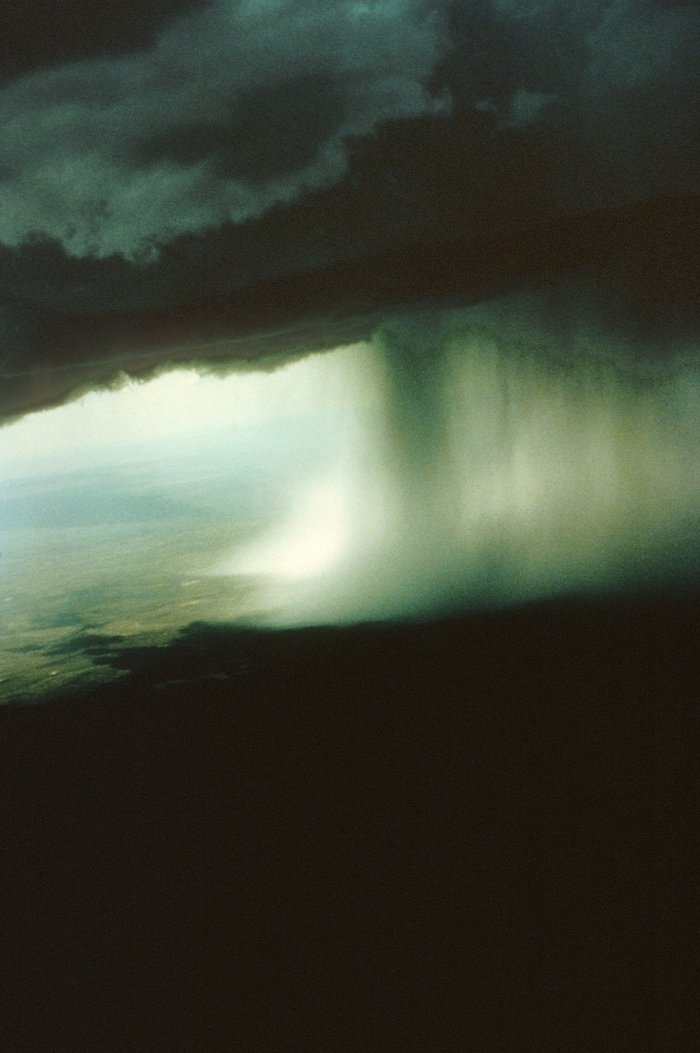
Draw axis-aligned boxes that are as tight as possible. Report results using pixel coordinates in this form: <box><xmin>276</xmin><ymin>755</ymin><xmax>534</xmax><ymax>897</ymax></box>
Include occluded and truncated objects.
<box><xmin>2</xmin><ymin>591</ymin><xmax>699</xmax><ymax>1050</ymax></box>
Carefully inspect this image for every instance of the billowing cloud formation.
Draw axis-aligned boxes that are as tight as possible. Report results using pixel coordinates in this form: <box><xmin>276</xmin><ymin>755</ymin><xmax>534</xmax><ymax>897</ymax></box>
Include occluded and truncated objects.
<box><xmin>0</xmin><ymin>0</ymin><xmax>448</xmax><ymax>259</ymax></box>
<box><xmin>0</xmin><ymin>192</ymin><xmax>698</xmax><ymax>422</ymax></box>
<box><xmin>2</xmin><ymin>1</ymin><xmax>698</xmax><ymax>269</ymax></box>
<box><xmin>0</xmin><ymin>0</ymin><xmax>699</xmax><ymax>420</ymax></box>
<box><xmin>586</xmin><ymin>0</ymin><xmax>697</xmax><ymax>90</ymax></box>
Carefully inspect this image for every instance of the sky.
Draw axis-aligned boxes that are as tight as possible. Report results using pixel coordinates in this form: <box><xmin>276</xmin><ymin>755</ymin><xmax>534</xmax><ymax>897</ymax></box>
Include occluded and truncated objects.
<box><xmin>0</xmin><ymin>0</ymin><xmax>698</xmax><ymax>413</ymax></box>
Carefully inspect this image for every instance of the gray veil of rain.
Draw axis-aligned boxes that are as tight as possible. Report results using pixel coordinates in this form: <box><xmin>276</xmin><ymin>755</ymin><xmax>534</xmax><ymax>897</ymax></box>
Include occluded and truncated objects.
<box><xmin>206</xmin><ymin>296</ymin><xmax>700</xmax><ymax>626</ymax></box>
<box><xmin>2</xmin><ymin>286</ymin><xmax>700</xmax><ymax>704</ymax></box>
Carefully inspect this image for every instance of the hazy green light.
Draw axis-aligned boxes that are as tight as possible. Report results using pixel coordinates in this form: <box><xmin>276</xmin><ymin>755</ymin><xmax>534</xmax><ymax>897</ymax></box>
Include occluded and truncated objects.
<box><xmin>1</xmin><ymin>319</ymin><xmax>698</xmax><ymax>647</ymax></box>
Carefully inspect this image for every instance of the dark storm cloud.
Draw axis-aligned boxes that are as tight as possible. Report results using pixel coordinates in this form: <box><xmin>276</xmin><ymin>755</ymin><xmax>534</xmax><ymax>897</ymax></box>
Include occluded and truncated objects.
<box><xmin>0</xmin><ymin>0</ymin><xmax>201</xmax><ymax>84</ymax></box>
<box><xmin>134</xmin><ymin>73</ymin><xmax>348</xmax><ymax>183</ymax></box>
<box><xmin>442</xmin><ymin>0</ymin><xmax>700</xmax><ymax>206</ymax></box>
<box><xmin>0</xmin><ymin>1</ymin><xmax>699</xmax><ymax>417</ymax></box>
<box><xmin>0</xmin><ymin>0</ymin><xmax>449</xmax><ymax>260</ymax></box>
<box><xmin>1</xmin><ymin>193</ymin><xmax>698</xmax><ymax>420</ymax></box>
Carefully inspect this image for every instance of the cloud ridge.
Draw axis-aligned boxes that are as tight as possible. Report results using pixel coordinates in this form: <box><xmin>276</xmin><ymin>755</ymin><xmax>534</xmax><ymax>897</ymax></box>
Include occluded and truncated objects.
<box><xmin>0</xmin><ymin>0</ymin><xmax>449</xmax><ymax>260</ymax></box>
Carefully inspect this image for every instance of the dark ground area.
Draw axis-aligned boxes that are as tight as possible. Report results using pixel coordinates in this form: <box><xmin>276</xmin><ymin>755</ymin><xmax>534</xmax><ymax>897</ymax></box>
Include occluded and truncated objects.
<box><xmin>2</xmin><ymin>590</ymin><xmax>699</xmax><ymax>1050</ymax></box>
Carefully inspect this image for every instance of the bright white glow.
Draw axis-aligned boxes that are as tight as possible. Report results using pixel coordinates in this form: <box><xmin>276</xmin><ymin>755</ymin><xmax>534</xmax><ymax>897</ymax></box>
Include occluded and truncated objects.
<box><xmin>5</xmin><ymin>320</ymin><xmax>699</xmax><ymax>707</ymax></box>
<box><xmin>2</xmin><ymin>320</ymin><xmax>699</xmax><ymax>638</ymax></box>
<box><xmin>213</xmin><ymin>476</ymin><xmax>349</xmax><ymax>581</ymax></box>
<box><xmin>209</xmin><ymin>319</ymin><xmax>700</xmax><ymax>625</ymax></box>
<box><xmin>0</xmin><ymin>344</ymin><xmax>372</xmax><ymax>478</ymax></box>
